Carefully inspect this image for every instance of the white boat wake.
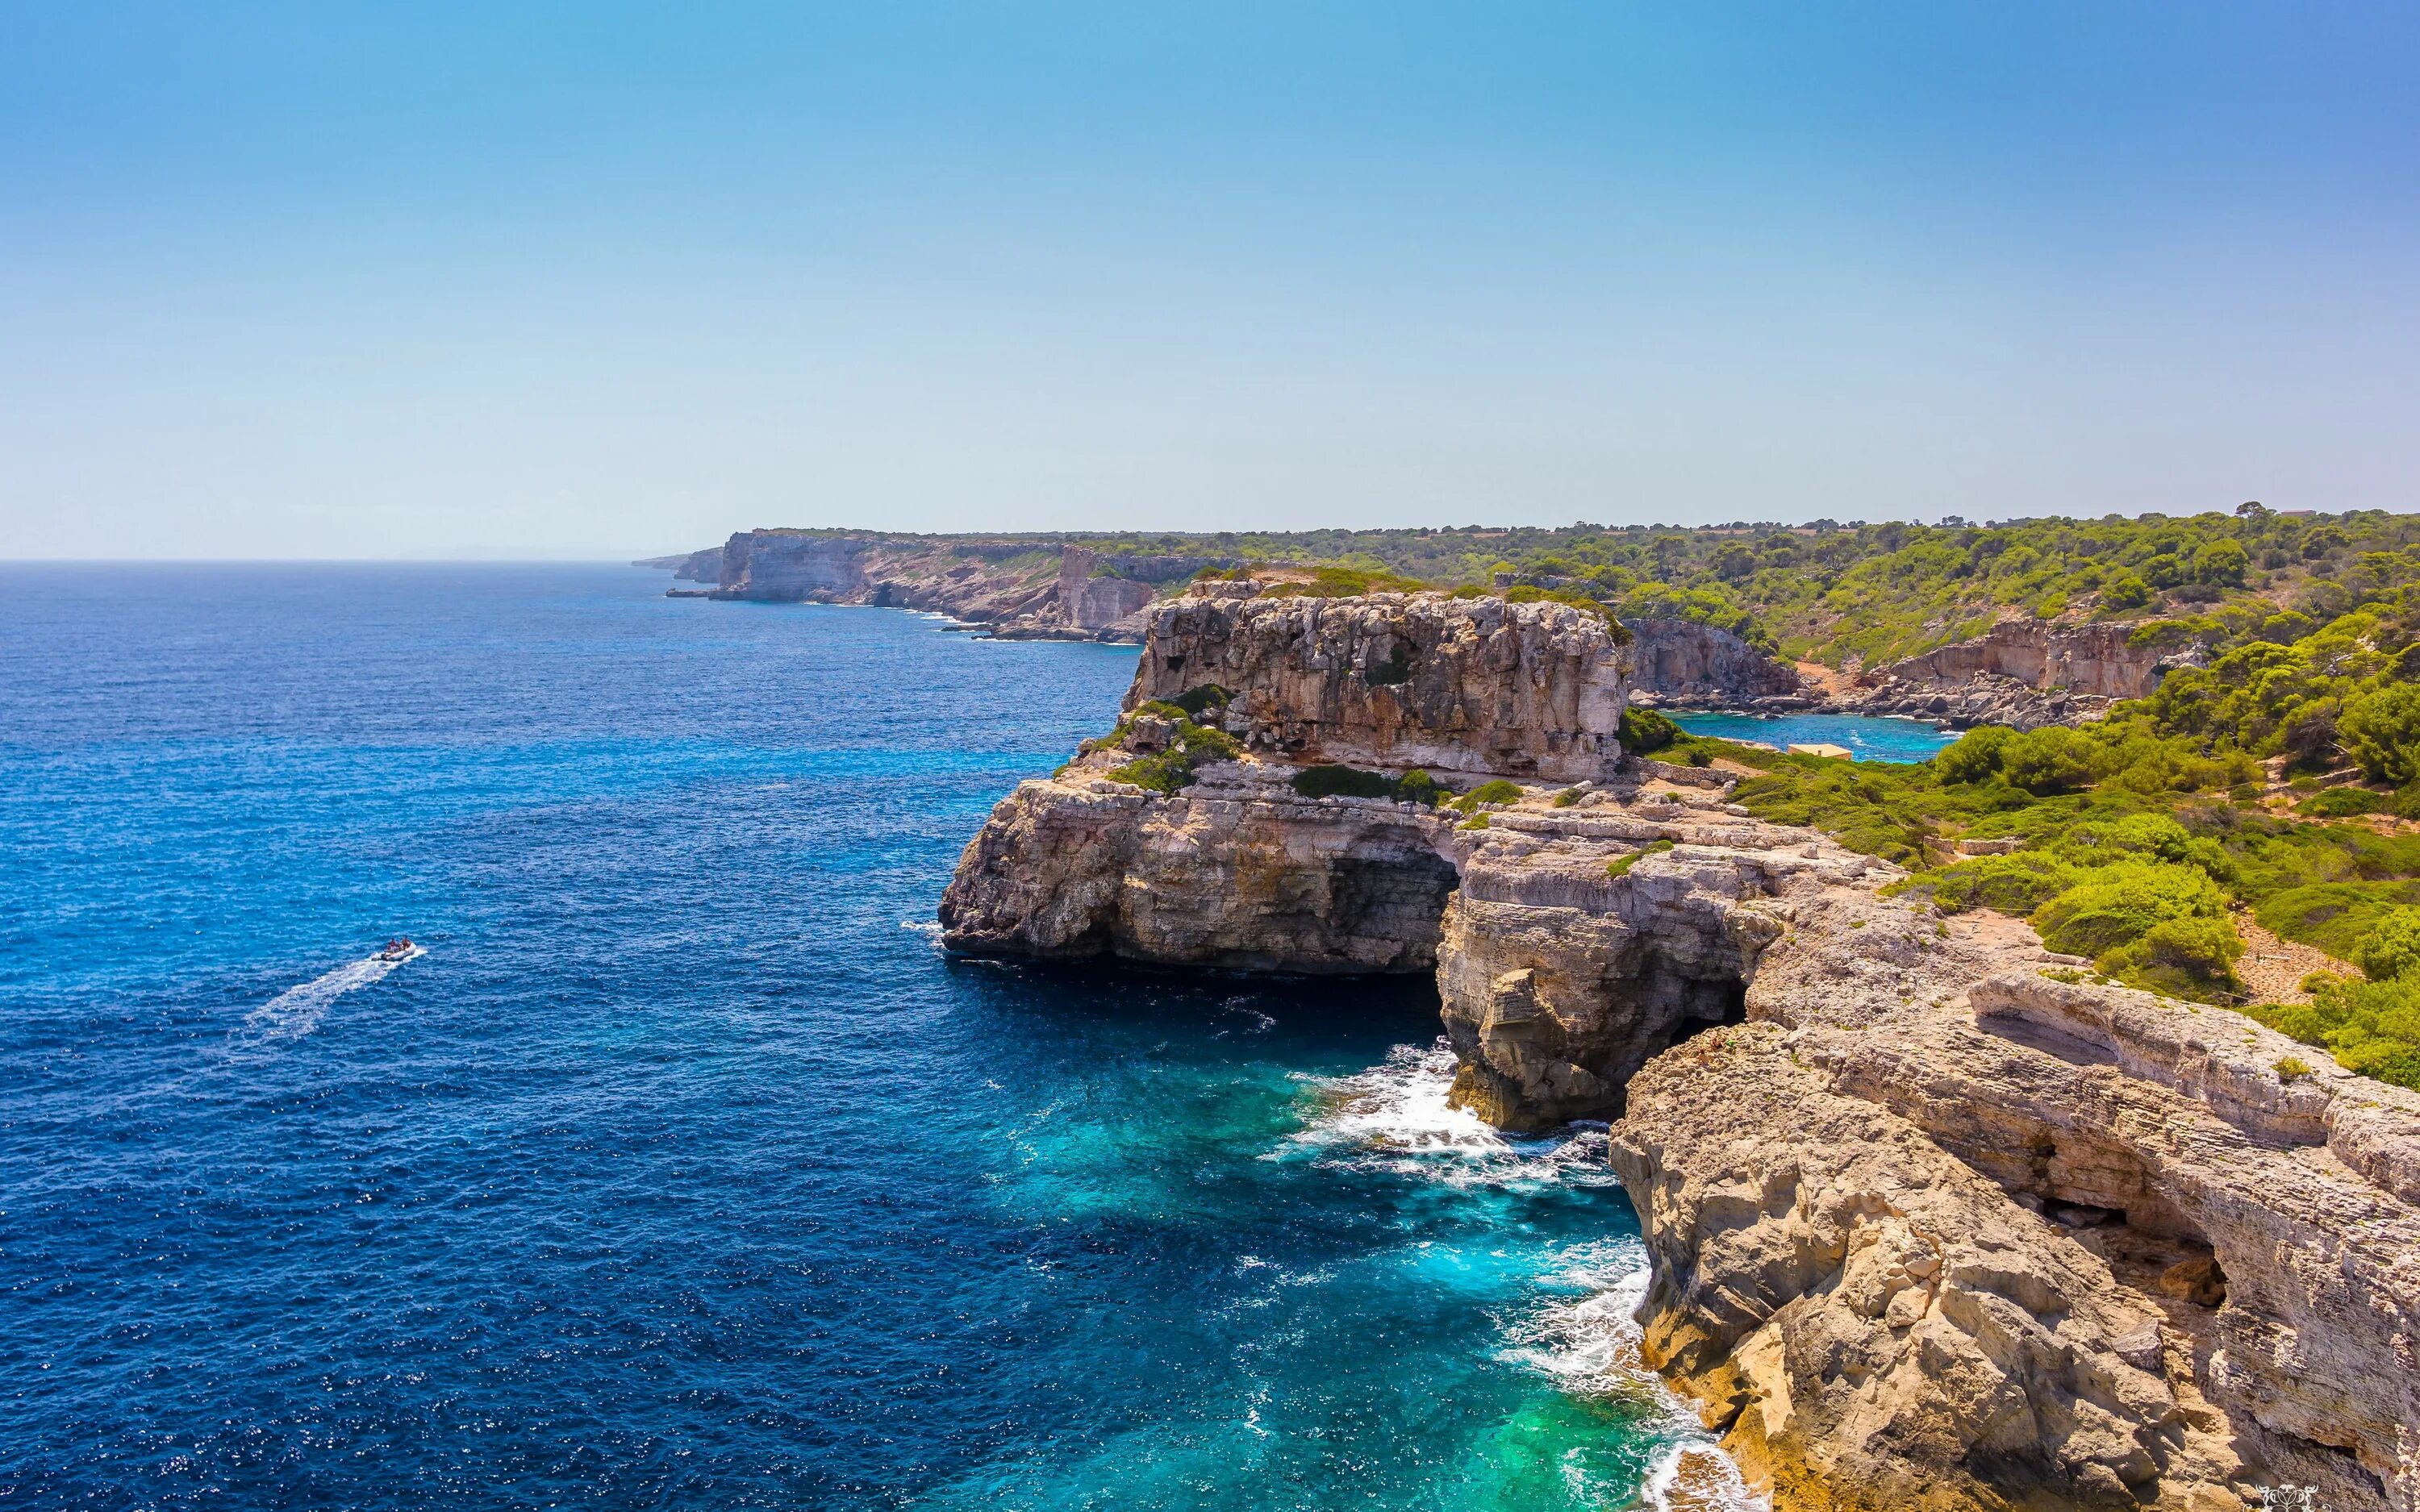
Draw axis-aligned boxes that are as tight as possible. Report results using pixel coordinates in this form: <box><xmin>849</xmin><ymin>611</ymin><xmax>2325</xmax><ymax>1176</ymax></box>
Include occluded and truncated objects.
<box><xmin>234</xmin><ymin>945</ymin><xmax>424</xmax><ymax>1046</ymax></box>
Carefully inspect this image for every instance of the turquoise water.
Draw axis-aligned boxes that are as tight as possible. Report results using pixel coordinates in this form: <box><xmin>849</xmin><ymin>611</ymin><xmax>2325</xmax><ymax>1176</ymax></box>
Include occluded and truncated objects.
<box><xmin>0</xmin><ymin>565</ymin><xmax>1742</xmax><ymax>1510</ymax></box>
<box><xmin>1670</xmin><ymin>710</ymin><xmax>1958</xmax><ymax>764</ymax></box>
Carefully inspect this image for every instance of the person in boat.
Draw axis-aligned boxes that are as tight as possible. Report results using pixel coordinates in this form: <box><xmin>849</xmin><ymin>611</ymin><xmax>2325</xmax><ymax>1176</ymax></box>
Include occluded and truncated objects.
<box><xmin>381</xmin><ymin>937</ymin><xmax>414</xmax><ymax>960</ymax></box>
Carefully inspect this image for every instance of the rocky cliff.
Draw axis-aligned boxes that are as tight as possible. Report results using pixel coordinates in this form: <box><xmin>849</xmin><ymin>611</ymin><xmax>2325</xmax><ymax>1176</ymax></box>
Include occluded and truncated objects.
<box><xmin>1125</xmin><ymin>589</ymin><xmax>1634</xmax><ymax>781</ymax></box>
<box><xmin>1625</xmin><ymin>617</ymin><xmax>1803</xmax><ymax>706</ymax></box>
<box><xmin>937</xmin><ymin>761</ymin><xmax>1459</xmax><ymax>973</ymax></box>
<box><xmin>937</xmin><ymin>585</ymin><xmax>2420</xmax><ymax>1512</ymax></box>
<box><xmin>647</xmin><ymin>532</ymin><xmax>1216</xmax><ymax>640</ymax></box>
<box><xmin>1842</xmin><ymin>617</ymin><xmax>2209</xmax><ymax>730</ymax></box>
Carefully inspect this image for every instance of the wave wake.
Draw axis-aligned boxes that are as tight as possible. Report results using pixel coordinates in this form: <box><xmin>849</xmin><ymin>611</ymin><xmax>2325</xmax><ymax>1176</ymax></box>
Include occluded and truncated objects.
<box><xmin>234</xmin><ymin>946</ymin><xmax>423</xmax><ymax>1046</ymax></box>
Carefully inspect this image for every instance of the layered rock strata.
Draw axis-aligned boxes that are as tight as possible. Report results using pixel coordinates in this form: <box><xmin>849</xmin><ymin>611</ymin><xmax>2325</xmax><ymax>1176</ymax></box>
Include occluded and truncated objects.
<box><xmin>1834</xmin><ymin>617</ymin><xmax>2213</xmax><ymax>730</ymax></box>
<box><xmin>938</xmin><ymin>588</ymin><xmax>2420</xmax><ymax>1512</ymax></box>
<box><xmin>937</xmin><ymin>760</ymin><xmax>1458</xmax><ymax>973</ymax></box>
<box><xmin>1127</xmin><ymin>590</ymin><xmax>1634</xmax><ymax>782</ymax></box>
<box><xmin>1624</xmin><ymin>617</ymin><xmax>1803</xmax><ymax>706</ymax></box>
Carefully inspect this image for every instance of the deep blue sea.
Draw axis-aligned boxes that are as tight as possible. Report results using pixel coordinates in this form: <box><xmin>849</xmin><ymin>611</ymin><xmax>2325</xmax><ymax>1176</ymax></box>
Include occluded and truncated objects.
<box><xmin>0</xmin><ymin>565</ymin><xmax>1753</xmax><ymax>1511</ymax></box>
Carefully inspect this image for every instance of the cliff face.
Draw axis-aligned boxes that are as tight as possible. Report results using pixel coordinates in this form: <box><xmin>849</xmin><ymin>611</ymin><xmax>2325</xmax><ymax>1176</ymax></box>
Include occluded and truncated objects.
<box><xmin>1612</xmin><ymin>884</ymin><xmax>2420</xmax><ymax>1512</ymax></box>
<box><xmin>1128</xmin><ymin>590</ymin><xmax>1634</xmax><ymax>782</ymax></box>
<box><xmin>1625</xmin><ymin>617</ymin><xmax>1801</xmax><ymax>704</ymax></box>
<box><xmin>937</xmin><ymin>762</ymin><xmax>1458</xmax><ymax>973</ymax></box>
<box><xmin>937</xmin><ymin>585</ymin><xmax>2420</xmax><ymax>1512</ymax></box>
<box><xmin>1840</xmin><ymin>618</ymin><xmax>2209</xmax><ymax>730</ymax></box>
<box><xmin>689</xmin><ymin>532</ymin><xmax>1208</xmax><ymax>640</ymax></box>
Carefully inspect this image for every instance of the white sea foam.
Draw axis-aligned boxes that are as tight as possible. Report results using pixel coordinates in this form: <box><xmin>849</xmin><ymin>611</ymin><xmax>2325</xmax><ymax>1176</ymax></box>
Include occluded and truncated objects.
<box><xmin>1279</xmin><ymin>1039</ymin><xmax>1612</xmax><ymax>1188</ymax></box>
<box><xmin>234</xmin><ymin>946</ymin><xmax>422</xmax><ymax>1046</ymax></box>
<box><xmin>1502</xmin><ymin>1238</ymin><xmax>1767</xmax><ymax>1512</ymax></box>
<box><xmin>900</xmin><ymin>919</ymin><xmax>946</xmax><ymax>952</ymax></box>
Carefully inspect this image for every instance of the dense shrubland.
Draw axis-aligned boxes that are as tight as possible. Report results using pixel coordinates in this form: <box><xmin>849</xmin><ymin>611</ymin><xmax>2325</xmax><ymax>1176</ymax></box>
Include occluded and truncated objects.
<box><xmin>1137</xmin><ymin>503</ymin><xmax>2420</xmax><ymax>669</ymax></box>
<box><xmin>1679</xmin><ymin>705</ymin><xmax>2420</xmax><ymax>1088</ymax></box>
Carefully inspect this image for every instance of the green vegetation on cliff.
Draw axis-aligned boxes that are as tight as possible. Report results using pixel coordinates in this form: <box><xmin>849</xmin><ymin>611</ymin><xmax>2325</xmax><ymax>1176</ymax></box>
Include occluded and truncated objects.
<box><xmin>729</xmin><ymin>506</ymin><xmax>2420</xmax><ymax>677</ymax></box>
<box><xmin>1684</xmin><ymin>702</ymin><xmax>2420</xmax><ymax>1087</ymax></box>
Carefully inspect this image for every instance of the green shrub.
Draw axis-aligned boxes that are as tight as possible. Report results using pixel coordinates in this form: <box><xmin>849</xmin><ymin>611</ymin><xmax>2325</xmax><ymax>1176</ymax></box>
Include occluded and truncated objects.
<box><xmin>2274</xmin><ymin>1056</ymin><xmax>2313</xmax><ymax>1082</ymax></box>
<box><xmin>1605</xmin><ymin>839</ymin><xmax>1675</xmax><ymax>879</ymax></box>
<box><xmin>2340</xmin><ymin>683</ymin><xmax>2420</xmax><ymax>786</ymax></box>
<box><xmin>2000</xmin><ymin>727</ymin><xmax>2099</xmax><ymax>793</ymax></box>
<box><xmin>2354</xmin><ymin>906</ymin><xmax>2420</xmax><ymax>982</ymax></box>
<box><xmin>1396</xmin><ymin>768</ymin><xmax>1445</xmax><ymax>806</ymax></box>
<box><xmin>2295</xmin><ymin>787</ymin><xmax>2391</xmax><ymax>818</ymax></box>
<box><xmin>1553</xmin><ymin>787</ymin><xmax>1584</xmax><ymax>807</ymax></box>
<box><xmin>1452</xmin><ymin>779</ymin><xmax>1525</xmax><ymax>813</ymax></box>
<box><xmin>1104</xmin><ymin>714</ymin><xmax>1242</xmax><ymax>793</ymax></box>
<box><xmin>2094</xmin><ymin>914</ymin><xmax>2245</xmax><ymax>999</ymax></box>
<box><xmin>1459</xmin><ymin>814</ymin><xmax>1490</xmax><ymax>831</ymax></box>
<box><xmin>1934</xmin><ymin>726</ymin><xmax>2015</xmax><ymax>785</ymax></box>
<box><xmin>1290</xmin><ymin>764</ymin><xmax>1443</xmax><ymax>806</ymax></box>
<box><xmin>1619</xmin><ymin>706</ymin><xmax>1682</xmax><ymax>755</ymax></box>
<box><xmin>1164</xmin><ymin>684</ymin><xmax>1233</xmax><ymax>718</ymax></box>
<box><xmin>1258</xmin><ymin>565</ymin><xmax>1429</xmax><ymax>599</ymax></box>
<box><xmin>2242</xmin><ymin>972</ymin><xmax>2420</xmax><ymax>1090</ymax></box>
<box><xmin>2031</xmin><ymin>860</ymin><xmax>2230</xmax><ymax>959</ymax></box>
<box><xmin>2253</xmin><ymin>882</ymin><xmax>2420</xmax><ymax>963</ymax></box>
<box><xmin>1912</xmin><ymin>851</ymin><xmax>2079</xmax><ymax>915</ymax></box>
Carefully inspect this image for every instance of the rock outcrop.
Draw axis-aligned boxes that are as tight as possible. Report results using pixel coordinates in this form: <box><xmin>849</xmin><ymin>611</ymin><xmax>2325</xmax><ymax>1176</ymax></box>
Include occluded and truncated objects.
<box><xmin>653</xmin><ymin>532</ymin><xmax>1218</xmax><ymax>640</ymax></box>
<box><xmin>1127</xmin><ymin>590</ymin><xmax>1633</xmax><ymax>782</ymax></box>
<box><xmin>938</xmin><ymin>586</ymin><xmax>2420</xmax><ymax>1512</ymax></box>
<box><xmin>1838</xmin><ymin>618</ymin><xmax>2210</xmax><ymax>730</ymax></box>
<box><xmin>937</xmin><ymin>761</ymin><xmax>1458</xmax><ymax>973</ymax></box>
<box><xmin>1625</xmin><ymin>617</ymin><xmax>1802</xmax><ymax>706</ymax></box>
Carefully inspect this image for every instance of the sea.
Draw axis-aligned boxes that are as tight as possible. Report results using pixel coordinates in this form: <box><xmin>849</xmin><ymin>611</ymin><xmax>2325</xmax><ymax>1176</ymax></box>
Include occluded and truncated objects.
<box><xmin>1668</xmin><ymin>710</ymin><xmax>1956</xmax><ymax>764</ymax></box>
<box><xmin>0</xmin><ymin>564</ymin><xmax>1763</xmax><ymax>1511</ymax></box>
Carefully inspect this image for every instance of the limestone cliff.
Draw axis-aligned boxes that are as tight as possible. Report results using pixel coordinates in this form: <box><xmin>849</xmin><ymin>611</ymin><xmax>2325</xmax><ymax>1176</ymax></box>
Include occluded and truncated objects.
<box><xmin>1842</xmin><ymin>617</ymin><xmax>2209</xmax><ymax>730</ymax></box>
<box><xmin>937</xmin><ymin>585</ymin><xmax>2420</xmax><ymax>1512</ymax></box>
<box><xmin>1625</xmin><ymin>617</ymin><xmax>1802</xmax><ymax>706</ymax></box>
<box><xmin>1127</xmin><ymin>590</ymin><xmax>1633</xmax><ymax>782</ymax></box>
<box><xmin>937</xmin><ymin>762</ymin><xmax>1458</xmax><ymax>973</ymax></box>
<box><xmin>653</xmin><ymin>532</ymin><xmax>1216</xmax><ymax>640</ymax></box>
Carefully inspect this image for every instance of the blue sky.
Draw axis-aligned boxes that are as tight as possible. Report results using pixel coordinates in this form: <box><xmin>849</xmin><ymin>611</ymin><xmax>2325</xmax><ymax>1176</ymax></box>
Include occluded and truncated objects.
<box><xmin>3</xmin><ymin>3</ymin><xmax>2415</xmax><ymax>557</ymax></box>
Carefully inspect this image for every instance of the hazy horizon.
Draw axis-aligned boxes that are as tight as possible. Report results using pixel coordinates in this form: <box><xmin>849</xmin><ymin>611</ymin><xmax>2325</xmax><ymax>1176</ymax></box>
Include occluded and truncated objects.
<box><xmin>6</xmin><ymin>3</ymin><xmax>2417</xmax><ymax>560</ymax></box>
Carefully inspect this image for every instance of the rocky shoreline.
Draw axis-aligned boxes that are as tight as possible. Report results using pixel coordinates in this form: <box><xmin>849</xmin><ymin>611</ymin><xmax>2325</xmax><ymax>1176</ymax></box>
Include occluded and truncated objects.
<box><xmin>936</xmin><ymin>585</ymin><xmax>2420</xmax><ymax>1512</ymax></box>
<box><xmin>640</xmin><ymin>542</ymin><xmax>2204</xmax><ymax>730</ymax></box>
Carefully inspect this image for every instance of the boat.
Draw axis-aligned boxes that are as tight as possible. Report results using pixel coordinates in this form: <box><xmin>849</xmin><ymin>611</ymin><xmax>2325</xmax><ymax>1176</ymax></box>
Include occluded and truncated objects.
<box><xmin>379</xmin><ymin>937</ymin><xmax>415</xmax><ymax>960</ymax></box>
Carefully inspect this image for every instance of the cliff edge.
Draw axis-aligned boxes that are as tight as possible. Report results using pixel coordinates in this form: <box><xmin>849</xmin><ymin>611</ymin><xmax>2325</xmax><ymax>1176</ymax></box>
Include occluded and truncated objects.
<box><xmin>937</xmin><ymin>583</ymin><xmax>2420</xmax><ymax>1512</ymax></box>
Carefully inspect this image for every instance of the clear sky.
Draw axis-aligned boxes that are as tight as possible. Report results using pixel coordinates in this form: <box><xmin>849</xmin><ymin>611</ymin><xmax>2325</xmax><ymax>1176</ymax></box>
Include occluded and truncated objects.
<box><xmin>4</xmin><ymin>3</ymin><xmax>2416</xmax><ymax>559</ymax></box>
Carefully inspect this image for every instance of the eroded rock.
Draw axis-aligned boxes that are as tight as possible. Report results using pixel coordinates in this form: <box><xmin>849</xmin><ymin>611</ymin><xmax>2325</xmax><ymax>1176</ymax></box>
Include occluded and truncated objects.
<box><xmin>938</xmin><ymin>587</ymin><xmax>2420</xmax><ymax>1512</ymax></box>
<box><xmin>1125</xmin><ymin>591</ymin><xmax>1634</xmax><ymax>781</ymax></box>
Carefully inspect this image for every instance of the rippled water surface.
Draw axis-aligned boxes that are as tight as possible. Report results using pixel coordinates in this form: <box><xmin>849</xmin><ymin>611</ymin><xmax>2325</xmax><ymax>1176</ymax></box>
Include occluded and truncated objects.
<box><xmin>1</xmin><ymin>565</ymin><xmax>1742</xmax><ymax>1510</ymax></box>
<box><xmin>1670</xmin><ymin>710</ymin><xmax>1957</xmax><ymax>763</ymax></box>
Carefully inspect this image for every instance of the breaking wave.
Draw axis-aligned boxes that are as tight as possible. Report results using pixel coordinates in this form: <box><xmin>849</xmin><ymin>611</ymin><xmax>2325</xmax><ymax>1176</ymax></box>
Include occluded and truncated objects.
<box><xmin>1502</xmin><ymin>1239</ymin><xmax>1767</xmax><ymax>1512</ymax></box>
<box><xmin>233</xmin><ymin>946</ymin><xmax>422</xmax><ymax>1046</ymax></box>
<box><xmin>1279</xmin><ymin>1039</ymin><xmax>1615</xmax><ymax>1189</ymax></box>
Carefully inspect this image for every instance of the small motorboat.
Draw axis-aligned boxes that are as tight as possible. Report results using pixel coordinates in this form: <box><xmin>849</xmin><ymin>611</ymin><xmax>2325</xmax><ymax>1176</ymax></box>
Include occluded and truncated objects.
<box><xmin>378</xmin><ymin>937</ymin><xmax>415</xmax><ymax>961</ymax></box>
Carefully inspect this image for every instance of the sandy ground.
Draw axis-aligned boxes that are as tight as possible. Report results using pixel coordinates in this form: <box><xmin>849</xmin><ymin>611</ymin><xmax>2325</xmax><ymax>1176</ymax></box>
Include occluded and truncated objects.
<box><xmin>1794</xmin><ymin>660</ymin><xmax>1858</xmax><ymax>697</ymax></box>
<box><xmin>2233</xmin><ymin>913</ymin><xmax>2351</xmax><ymax>1005</ymax></box>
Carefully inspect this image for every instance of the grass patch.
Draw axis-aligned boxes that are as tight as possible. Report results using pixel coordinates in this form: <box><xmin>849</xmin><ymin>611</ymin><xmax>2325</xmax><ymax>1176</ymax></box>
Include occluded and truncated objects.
<box><xmin>1291</xmin><ymin>764</ymin><xmax>1444</xmax><ymax>806</ymax></box>
<box><xmin>1604</xmin><ymin>839</ymin><xmax>1675</xmax><ymax>879</ymax></box>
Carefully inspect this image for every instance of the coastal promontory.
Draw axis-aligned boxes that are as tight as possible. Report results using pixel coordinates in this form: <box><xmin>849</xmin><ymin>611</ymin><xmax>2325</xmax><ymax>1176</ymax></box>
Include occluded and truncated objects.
<box><xmin>937</xmin><ymin>578</ymin><xmax>2420</xmax><ymax>1512</ymax></box>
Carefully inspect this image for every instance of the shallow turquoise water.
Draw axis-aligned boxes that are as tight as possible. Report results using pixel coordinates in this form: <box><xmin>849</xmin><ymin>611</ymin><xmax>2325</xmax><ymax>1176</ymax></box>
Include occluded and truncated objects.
<box><xmin>1670</xmin><ymin>710</ymin><xmax>1957</xmax><ymax>764</ymax></box>
<box><xmin>0</xmin><ymin>565</ymin><xmax>1743</xmax><ymax>1510</ymax></box>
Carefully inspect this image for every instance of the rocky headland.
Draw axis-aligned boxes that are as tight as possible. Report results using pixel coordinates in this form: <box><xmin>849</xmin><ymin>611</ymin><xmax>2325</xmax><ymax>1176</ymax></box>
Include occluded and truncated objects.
<box><xmin>638</xmin><ymin>531</ymin><xmax>1214</xmax><ymax>640</ymax></box>
<box><xmin>939</xmin><ymin>583</ymin><xmax>2420</xmax><ymax>1512</ymax></box>
<box><xmin>640</xmin><ymin>541</ymin><xmax>2205</xmax><ymax>729</ymax></box>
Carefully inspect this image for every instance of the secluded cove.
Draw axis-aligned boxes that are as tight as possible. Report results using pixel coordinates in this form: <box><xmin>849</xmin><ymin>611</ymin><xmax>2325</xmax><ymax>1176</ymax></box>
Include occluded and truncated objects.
<box><xmin>1668</xmin><ymin>709</ymin><xmax>1958</xmax><ymax>763</ymax></box>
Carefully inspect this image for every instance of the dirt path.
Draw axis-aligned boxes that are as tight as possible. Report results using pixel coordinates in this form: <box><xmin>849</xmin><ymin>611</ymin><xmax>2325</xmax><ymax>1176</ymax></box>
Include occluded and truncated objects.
<box><xmin>2233</xmin><ymin>913</ymin><xmax>2352</xmax><ymax>1005</ymax></box>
